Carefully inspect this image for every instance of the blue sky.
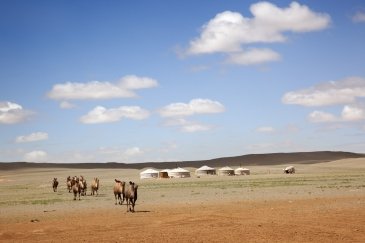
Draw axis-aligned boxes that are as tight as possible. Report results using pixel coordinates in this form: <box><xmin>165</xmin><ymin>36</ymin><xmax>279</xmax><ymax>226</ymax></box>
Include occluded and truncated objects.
<box><xmin>1</xmin><ymin>1</ymin><xmax>365</xmax><ymax>163</ymax></box>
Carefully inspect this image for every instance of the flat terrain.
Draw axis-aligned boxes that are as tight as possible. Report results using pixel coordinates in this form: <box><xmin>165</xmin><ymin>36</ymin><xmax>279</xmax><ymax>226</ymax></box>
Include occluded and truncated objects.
<box><xmin>1</xmin><ymin>158</ymin><xmax>365</xmax><ymax>242</ymax></box>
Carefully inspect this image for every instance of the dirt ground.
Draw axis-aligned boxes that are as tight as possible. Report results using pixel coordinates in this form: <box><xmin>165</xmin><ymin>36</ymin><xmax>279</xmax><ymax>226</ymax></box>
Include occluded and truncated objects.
<box><xmin>0</xmin><ymin>195</ymin><xmax>364</xmax><ymax>243</ymax></box>
<box><xmin>1</xmin><ymin>159</ymin><xmax>365</xmax><ymax>242</ymax></box>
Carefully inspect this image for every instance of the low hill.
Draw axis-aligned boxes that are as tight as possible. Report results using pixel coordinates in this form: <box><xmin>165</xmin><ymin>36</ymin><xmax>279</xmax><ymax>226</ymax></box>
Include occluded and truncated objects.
<box><xmin>0</xmin><ymin>151</ymin><xmax>364</xmax><ymax>170</ymax></box>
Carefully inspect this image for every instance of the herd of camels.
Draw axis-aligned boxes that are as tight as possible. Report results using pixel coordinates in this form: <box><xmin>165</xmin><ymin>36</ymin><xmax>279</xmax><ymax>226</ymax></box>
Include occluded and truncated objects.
<box><xmin>52</xmin><ymin>176</ymin><xmax>138</xmax><ymax>212</ymax></box>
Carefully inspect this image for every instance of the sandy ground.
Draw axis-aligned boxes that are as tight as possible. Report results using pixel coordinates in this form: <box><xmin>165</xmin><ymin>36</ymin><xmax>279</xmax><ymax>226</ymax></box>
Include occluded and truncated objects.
<box><xmin>1</xmin><ymin>158</ymin><xmax>365</xmax><ymax>242</ymax></box>
<box><xmin>1</xmin><ymin>196</ymin><xmax>365</xmax><ymax>243</ymax></box>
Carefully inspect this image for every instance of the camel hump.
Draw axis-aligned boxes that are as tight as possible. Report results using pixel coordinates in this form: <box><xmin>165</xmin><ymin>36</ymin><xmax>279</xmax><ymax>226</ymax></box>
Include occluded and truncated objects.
<box><xmin>115</xmin><ymin>179</ymin><xmax>121</xmax><ymax>183</ymax></box>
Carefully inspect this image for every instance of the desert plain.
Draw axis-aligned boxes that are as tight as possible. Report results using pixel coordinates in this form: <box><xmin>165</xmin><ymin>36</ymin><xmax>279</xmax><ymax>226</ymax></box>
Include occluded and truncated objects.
<box><xmin>1</xmin><ymin>158</ymin><xmax>365</xmax><ymax>242</ymax></box>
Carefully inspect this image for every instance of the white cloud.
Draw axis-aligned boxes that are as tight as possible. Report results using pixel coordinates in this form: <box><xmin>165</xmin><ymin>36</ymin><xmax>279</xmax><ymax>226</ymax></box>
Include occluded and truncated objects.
<box><xmin>352</xmin><ymin>11</ymin><xmax>365</xmax><ymax>23</ymax></box>
<box><xmin>0</xmin><ymin>101</ymin><xmax>34</xmax><ymax>124</ymax></box>
<box><xmin>282</xmin><ymin>77</ymin><xmax>365</xmax><ymax>107</ymax></box>
<box><xmin>47</xmin><ymin>75</ymin><xmax>158</xmax><ymax>100</ymax></box>
<box><xmin>159</xmin><ymin>98</ymin><xmax>225</xmax><ymax>117</ymax></box>
<box><xmin>95</xmin><ymin>146</ymin><xmax>146</xmax><ymax>162</ymax></box>
<box><xmin>119</xmin><ymin>75</ymin><xmax>158</xmax><ymax>90</ymax></box>
<box><xmin>59</xmin><ymin>101</ymin><xmax>76</xmax><ymax>109</ymax></box>
<box><xmin>341</xmin><ymin>105</ymin><xmax>365</xmax><ymax>121</ymax></box>
<box><xmin>185</xmin><ymin>1</ymin><xmax>330</xmax><ymax>65</ymax></box>
<box><xmin>124</xmin><ymin>147</ymin><xmax>144</xmax><ymax>156</ymax></box>
<box><xmin>23</xmin><ymin>150</ymin><xmax>48</xmax><ymax>162</ymax></box>
<box><xmin>164</xmin><ymin>118</ymin><xmax>213</xmax><ymax>133</ymax></box>
<box><xmin>15</xmin><ymin>132</ymin><xmax>48</xmax><ymax>143</ymax></box>
<box><xmin>308</xmin><ymin>110</ymin><xmax>337</xmax><ymax>123</ymax></box>
<box><xmin>80</xmin><ymin>106</ymin><xmax>150</xmax><ymax>124</ymax></box>
<box><xmin>307</xmin><ymin>105</ymin><xmax>365</xmax><ymax>124</ymax></box>
<box><xmin>256</xmin><ymin>126</ymin><xmax>275</xmax><ymax>133</ymax></box>
<box><xmin>226</xmin><ymin>48</ymin><xmax>281</xmax><ymax>65</ymax></box>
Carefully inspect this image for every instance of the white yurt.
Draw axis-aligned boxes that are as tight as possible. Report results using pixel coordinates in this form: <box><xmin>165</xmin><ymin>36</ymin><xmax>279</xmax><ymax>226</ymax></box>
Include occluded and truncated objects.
<box><xmin>283</xmin><ymin>166</ymin><xmax>295</xmax><ymax>174</ymax></box>
<box><xmin>218</xmin><ymin>166</ymin><xmax>235</xmax><ymax>176</ymax></box>
<box><xmin>140</xmin><ymin>168</ymin><xmax>159</xmax><ymax>179</ymax></box>
<box><xmin>168</xmin><ymin>167</ymin><xmax>191</xmax><ymax>178</ymax></box>
<box><xmin>195</xmin><ymin>165</ymin><xmax>216</xmax><ymax>176</ymax></box>
<box><xmin>234</xmin><ymin>167</ymin><xmax>250</xmax><ymax>175</ymax></box>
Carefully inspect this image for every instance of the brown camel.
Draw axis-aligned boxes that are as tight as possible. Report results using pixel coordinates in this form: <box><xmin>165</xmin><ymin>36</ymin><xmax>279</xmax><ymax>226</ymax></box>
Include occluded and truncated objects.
<box><xmin>125</xmin><ymin>181</ymin><xmax>138</xmax><ymax>212</ymax></box>
<box><xmin>66</xmin><ymin>176</ymin><xmax>72</xmax><ymax>192</ymax></box>
<box><xmin>91</xmin><ymin>177</ymin><xmax>99</xmax><ymax>196</ymax></box>
<box><xmin>72</xmin><ymin>177</ymin><xmax>81</xmax><ymax>200</ymax></box>
<box><xmin>52</xmin><ymin>178</ymin><xmax>59</xmax><ymax>192</ymax></box>
<box><xmin>113</xmin><ymin>179</ymin><xmax>126</xmax><ymax>205</ymax></box>
<box><xmin>79</xmin><ymin>175</ymin><xmax>87</xmax><ymax>196</ymax></box>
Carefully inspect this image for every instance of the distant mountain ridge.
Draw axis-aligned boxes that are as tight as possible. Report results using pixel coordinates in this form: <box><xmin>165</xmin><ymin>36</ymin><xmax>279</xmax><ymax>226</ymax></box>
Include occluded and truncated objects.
<box><xmin>0</xmin><ymin>151</ymin><xmax>364</xmax><ymax>170</ymax></box>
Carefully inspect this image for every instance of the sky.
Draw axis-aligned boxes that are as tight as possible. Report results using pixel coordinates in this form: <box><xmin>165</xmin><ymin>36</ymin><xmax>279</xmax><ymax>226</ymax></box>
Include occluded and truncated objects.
<box><xmin>1</xmin><ymin>0</ymin><xmax>365</xmax><ymax>163</ymax></box>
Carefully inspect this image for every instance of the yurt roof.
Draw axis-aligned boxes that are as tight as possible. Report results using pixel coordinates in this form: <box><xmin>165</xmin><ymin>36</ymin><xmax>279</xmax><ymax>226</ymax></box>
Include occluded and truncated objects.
<box><xmin>170</xmin><ymin>167</ymin><xmax>190</xmax><ymax>173</ymax></box>
<box><xmin>284</xmin><ymin>166</ymin><xmax>294</xmax><ymax>170</ymax></box>
<box><xmin>219</xmin><ymin>166</ymin><xmax>234</xmax><ymax>171</ymax></box>
<box><xmin>196</xmin><ymin>165</ymin><xmax>215</xmax><ymax>171</ymax></box>
<box><xmin>140</xmin><ymin>168</ymin><xmax>159</xmax><ymax>174</ymax></box>
<box><xmin>235</xmin><ymin>167</ymin><xmax>250</xmax><ymax>171</ymax></box>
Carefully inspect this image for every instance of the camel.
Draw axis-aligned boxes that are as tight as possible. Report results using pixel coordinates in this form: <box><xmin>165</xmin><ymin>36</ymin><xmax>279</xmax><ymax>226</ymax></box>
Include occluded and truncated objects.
<box><xmin>72</xmin><ymin>177</ymin><xmax>81</xmax><ymax>200</ymax></box>
<box><xmin>79</xmin><ymin>176</ymin><xmax>87</xmax><ymax>196</ymax></box>
<box><xmin>91</xmin><ymin>178</ymin><xmax>99</xmax><ymax>196</ymax></box>
<box><xmin>66</xmin><ymin>176</ymin><xmax>72</xmax><ymax>192</ymax></box>
<box><xmin>113</xmin><ymin>179</ymin><xmax>126</xmax><ymax>205</ymax></box>
<box><xmin>52</xmin><ymin>178</ymin><xmax>59</xmax><ymax>192</ymax></box>
<box><xmin>125</xmin><ymin>181</ymin><xmax>138</xmax><ymax>212</ymax></box>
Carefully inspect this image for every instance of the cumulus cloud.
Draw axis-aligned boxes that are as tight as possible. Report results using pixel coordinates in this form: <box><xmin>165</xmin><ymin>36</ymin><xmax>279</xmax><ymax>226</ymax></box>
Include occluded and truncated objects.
<box><xmin>282</xmin><ymin>77</ymin><xmax>365</xmax><ymax>107</ymax></box>
<box><xmin>256</xmin><ymin>126</ymin><xmax>275</xmax><ymax>133</ymax></box>
<box><xmin>341</xmin><ymin>105</ymin><xmax>365</xmax><ymax>121</ymax></box>
<box><xmin>47</xmin><ymin>75</ymin><xmax>158</xmax><ymax>100</ymax></box>
<box><xmin>307</xmin><ymin>105</ymin><xmax>365</xmax><ymax>124</ymax></box>
<box><xmin>164</xmin><ymin>118</ymin><xmax>213</xmax><ymax>133</ymax></box>
<box><xmin>352</xmin><ymin>11</ymin><xmax>365</xmax><ymax>23</ymax></box>
<box><xmin>119</xmin><ymin>75</ymin><xmax>158</xmax><ymax>90</ymax></box>
<box><xmin>23</xmin><ymin>150</ymin><xmax>48</xmax><ymax>162</ymax></box>
<box><xmin>308</xmin><ymin>111</ymin><xmax>337</xmax><ymax>123</ymax></box>
<box><xmin>159</xmin><ymin>98</ymin><xmax>225</xmax><ymax>117</ymax></box>
<box><xmin>185</xmin><ymin>1</ymin><xmax>330</xmax><ymax>65</ymax></box>
<box><xmin>15</xmin><ymin>132</ymin><xmax>48</xmax><ymax>143</ymax></box>
<box><xmin>80</xmin><ymin>106</ymin><xmax>150</xmax><ymax>124</ymax></box>
<box><xmin>159</xmin><ymin>98</ymin><xmax>224</xmax><ymax>132</ymax></box>
<box><xmin>226</xmin><ymin>48</ymin><xmax>281</xmax><ymax>65</ymax></box>
<box><xmin>0</xmin><ymin>101</ymin><xmax>34</xmax><ymax>124</ymax></box>
<box><xmin>124</xmin><ymin>147</ymin><xmax>144</xmax><ymax>156</ymax></box>
<box><xmin>96</xmin><ymin>146</ymin><xmax>145</xmax><ymax>162</ymax></box>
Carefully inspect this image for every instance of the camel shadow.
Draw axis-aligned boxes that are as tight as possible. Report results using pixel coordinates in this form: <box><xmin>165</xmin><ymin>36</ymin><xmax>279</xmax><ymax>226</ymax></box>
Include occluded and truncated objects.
<box><xmin>134</xmin><ymin>210</ymin><xmax>151</xmax><ymax>213</ymax></box>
